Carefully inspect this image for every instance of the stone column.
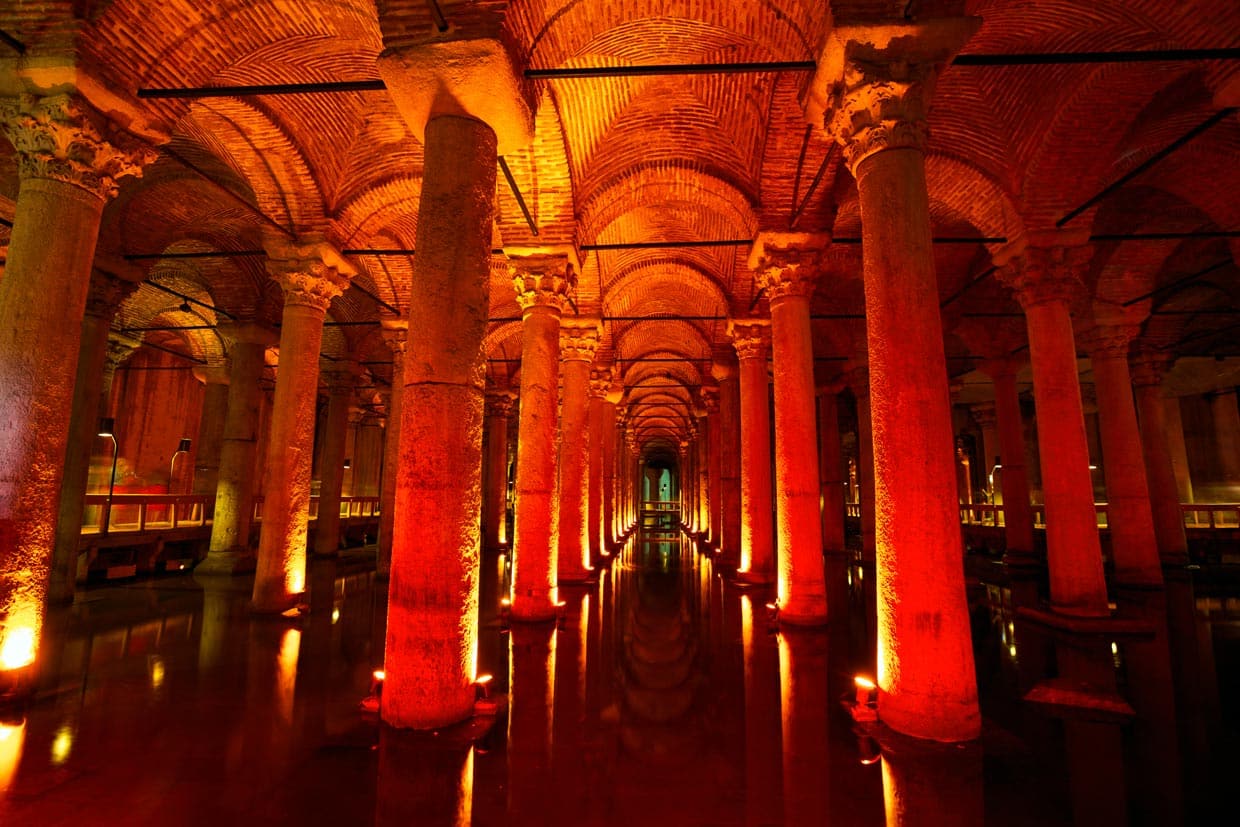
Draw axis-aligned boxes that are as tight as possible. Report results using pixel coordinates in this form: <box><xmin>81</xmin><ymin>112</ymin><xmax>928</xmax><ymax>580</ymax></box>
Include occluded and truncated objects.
<box><xmin>252</xmin><ymin>239</ymin><xmax>353</xmax><ymax>612</ymax></box>
<box><xmin>728</xmin><ymin>320</ymin><xmax>774</xmax><ymax>583</ymax></box>
<box><xmin>970</xmin><ymin>404</ymin><xmax>1000</xmax><ymax>493</ymax></box>
<box><xmin>313</xmin><ymin>363</ymin><xmax>358</xmax><ymax>558</ymax></box>
<box><xmin>980</xmin><ymin>360</ymin><xmax>1035</xmax><ymax>559</ymax></box>
<box><xmin>49</xmin><ymin>272</ymin><xmax>139</xmax><ymax>605</ymax></box>
<box><xmin>847</xmin><ymin>365</ymin><xmax>877</xmax><ymax>561</ymax></box>
<box><xmin>702</xmin><ymin>383</ymin><xmax>723</xmax><ymax>548</ymax></box>
<box><xmin>817</xmin><ymin>385</ymin><xmax>846</xmax><ymax>556</ymax></box>
<box><xmin>612</xmin><ymin>416</ymin><xmax>626</xmax><ymax>541</ymax></box>
<box><xmin>751</xmin><ymin>233</ymin><xmax>828</xmax><ymax>625</ymax></box>
<box><xmin>997</xmin><ymin>240</ymin><xmax>1108</xmax><ymax>616</ymax></box>
<box><xmin>191</xmin><ymin>364</ymin><xmax>230</xmax><ymax>496</ymax></box>
<box><xmin>1130</xmin><ymin>353</ymin><xmax>1189</xmax><ymax>564</ymax></box>
<box><xmin>678</xmin><ymin>438</ymin><xmax>693</xmax><ymax>526</ymax></box>
<box><xmin>0</xmin><ymin>94</ymin><xmax>152</xmax><ymax>683</ymax></box>
<box><xmin>587</xmin><ymin>367</ymin><xmax>612</xmax><ymax>561</ymax></box>
<box><xmin>816</xmin><ymin>19</ymin><xmax>981</xmax><ymax>739</ymax></box>
<box><xmin>1209</xmin><ymin>389</ymin><xmax>1240</xmax><ymax>487</ymax></box>
<box><xmin>484</xmin><ymin>388</ymin><xmax>516</xmax><ymax>552</ymax></box>
<box><xmin>376</xmin><ymin>319</ymin><xmax>406</xmax><ymax>577</ymax></box>
<box><xmin>199</xmin><ymin>323</ymin><xmax>277</xmax><ymax>574</ymax></box>
<box><xmin>557</xmin><ymin>318</ymin><xmax>600</xmax><ymax>584</ymax></box>
<box><xmin>1083</xmin><ymin>323</ymin><xmax>1162</xmax><ymax>586</ymax></box>
<box><xmin>713</xmin><ymin>353</ymin><xmax>742</xmax><ymax>565</ymax></box>
<box><xmin>510</xmin><ymin>253</ymin><xmax>575</xmax><ymax>621</ymax></box>
<box><xmin>1163</xmin><ymin>396</ymin><xmax>1194</xmax><ymax>503</ymax></box>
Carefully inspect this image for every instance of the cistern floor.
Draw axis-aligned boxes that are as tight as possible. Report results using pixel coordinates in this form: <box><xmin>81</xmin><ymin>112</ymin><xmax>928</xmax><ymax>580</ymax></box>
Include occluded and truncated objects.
<box><xmin>0</xmin><ymin>538</ymin><xmax>1235</xmax><ymax>826</ymax></box>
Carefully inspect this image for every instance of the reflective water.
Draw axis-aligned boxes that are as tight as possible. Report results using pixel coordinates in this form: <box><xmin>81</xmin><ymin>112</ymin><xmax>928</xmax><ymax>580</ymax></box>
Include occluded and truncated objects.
<box><xmin>0</xmin><ymin>538</ymin><xmax>1233</xmax><ymax>825</ymax></box>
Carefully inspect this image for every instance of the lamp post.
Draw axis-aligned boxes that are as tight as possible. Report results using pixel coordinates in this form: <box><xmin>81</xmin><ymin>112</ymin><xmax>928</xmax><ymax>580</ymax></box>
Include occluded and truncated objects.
<box><xmin>169</xmin><ymin>437</ymin><xmax>192</xmax><ymax>494</ymax></box>
<box><xmin>98</xmin><ymin>417</ymin><xmax>118</xmax><ymax>535</ymax></box>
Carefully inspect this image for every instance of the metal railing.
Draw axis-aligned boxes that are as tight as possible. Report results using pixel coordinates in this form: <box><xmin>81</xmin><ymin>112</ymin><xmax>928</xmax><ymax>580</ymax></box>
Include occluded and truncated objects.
<box><xmin>841</xmin><ymin>500</ymin><xmax>1238</xmax><ymax>531</ymax></box>
<box><xmin>83</xmin><ymin>493</ymin><xmax>381</xmax><ymax>535</ymax></box>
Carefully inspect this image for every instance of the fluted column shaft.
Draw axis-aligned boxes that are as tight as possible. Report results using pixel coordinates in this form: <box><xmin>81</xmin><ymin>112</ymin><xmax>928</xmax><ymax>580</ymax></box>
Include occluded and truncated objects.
<box><xmin>1087</xmin><ymin>327</ymin><xmax>1161</xmax><ymax>585</ymax></box>
<box><xmin>253</xmin><ymin>245</ymin><xmax>352</xmax><ymax>612</ymax></box>
<box><xmin>0</xmin><ymin>94</ymin><xmax>151</xmax><ymax>682</ymax></box>
<box><xmin>731</xmin><ymin>321</ymin><xmax>774</xmax><ymax>583</ymax></box>
<box><xmin>511</xmin><ymin>255</ymin><xmax>574</xmax><ymax>620</ymax></box>
<box><xmin>557</xmin><ymin>321</ymin><xmax>599</xmax><ymax>583</ymax></box>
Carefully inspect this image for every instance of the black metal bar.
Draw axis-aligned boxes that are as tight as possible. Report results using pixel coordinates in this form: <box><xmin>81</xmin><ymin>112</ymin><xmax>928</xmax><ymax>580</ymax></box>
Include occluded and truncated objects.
<box><xmin>1151</xmin><ymin>309</ymin><xmax>1240</xmax><ymax>315</ymax></box>
<box><xmin>961</xmin><ymin>311</ymin><xmax>1023</xmax><ymax>318</ymax></box>
<box><xmin>790</xmin><ymin>125</ymin><xmax>813</xmax><ymax>217</ymax></box>
<box><xmin>324</xmin><ymin>321</ymin><xmax>381</xmax><ymax>327</ymax></box>
<box><xmin>159</xmin><ymin>143</ymin><xmax>296</xmax><ymax>238</ymax></box>
<box><xmin>347</xmin><ymin>282</ymin><xmax>401</xmax><ymax>316</ymax></box>
<box><xmin>1058</xmin><ymin>108</ymin><xmax>1237</xmax><ymax>227</ymax></box>
<box><xmin>138</xmin><ymin>79</ymin><xmax>386</xmax><ymax>99</ymax></box>
<box><xmin>834</xmin><ymin>236</ymin><xmax>1007</xmax><ymax>245</ymax></box>
<box><xmin>343</xmin><ymin>248</ymin><xmax>417</xmax><ymax>256</ymax></box>
<box><xmin>122</xmin><ymin>324</ymin><xmax>220</xmax><ymax>333</ymax></box>
<box><xmin>1090</xmin><ymin>230</ymin><xmax>1240</xmax><ymax>241</ymax></box>
<box><xmin>0</xmin><ymin>30</ymin><xmax>25</xmax><ymax>55</ymax></box>
<box><xmin>954</xmin><ymin>48</ymin><xmax>1240</xmax><ymax>66</ymax></box>
<box><xmin>424</xmin><ymin>0</ymin><xmax>449</xmax><ymax>32</ymax></box>
<box><xmin>790</xmin><ymin>145</ymin><xmax>833</xmax><ymax>227</ymax></box>
<box><xmin>941</xmin><ymin>265</ymin><xmax>998</xmax><ymax>309</ymax></box>
<box><xmin>125</xmin><ymin>249</ymin><xmax>266</xmax><ymax>260</ymax></box>
<box><xmin>142</xmin><ymin>280</ymin><xmax>238</xmax><ymax>319</ymax></box>
<box><xmin>1171</xmin><ymin>320</ymin><xmax>1240</xmax><ymax>348</ymax></box>
<box><xmin>1122</xmin><ymin>259</ymin><xmax>1231</xmax><ymax>307</ymax></box>
<box><xmin>748</xmin><ymin>287</ymin><xmax>767</xmax><ymax>313</ymax></box>
<box><xmin>583</xmin><ymin>238</ymin><xmax>750</xmax><ymax>252</ymax></box>
<box><xmin>526</xmin><ymin>60</ymin><xmax>816</xmax><ymax>80</ymax></box>
<box><xmin>139</xmin><ymin>339</ymin><xmax>206</xmax><ymax>365</ymax></box>
<box><xmin>497</xmin><ymin>156</ymin><xmax>538</xmax><ymax>236</ymax></box>
<box><xmin>0</xmin><ymin>216</ymin><xmax>12</xmax><ymax>227</ymax></box>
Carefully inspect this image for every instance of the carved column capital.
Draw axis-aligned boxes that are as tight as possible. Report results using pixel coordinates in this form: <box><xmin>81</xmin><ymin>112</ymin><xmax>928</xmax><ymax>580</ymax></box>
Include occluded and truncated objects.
<box><xmin>970</xmin><ymin>403</ymin><xmax>997</xmax><ymax>429</ymax></box>
<box><xmin>559</xmin><ymin>318</ymin><xmax>601</xmax><ymax>363</ymax></box>
<box><xmin>510</xmin><ymin>253</ymin><xmax>577</xmax><ymax>314</ymax></box>
<box><xmin>485</xmin><ymin>389</ymin><xmax>517</xmax><ymax>418</ymax></box>
<box><xmin>844</xmin><ymin>363</ymin><xmax>870</xmax><ymax>399</ymax></box>
<box><xmin>104</xmin><ymin>331</ymin><xmax>142</xmax><ymax>372</ymax></box>
<box><xmin>700</xmin><ymin>383</ymin><xmax>720</xmax><ymax>414</ymax></box>
<box><xmin>380</xmin><ymin>318</ymin><xmax>408</xmax><ymax>360</ymax></box>
<box><xmin>727</xmin><ymin>318</ymin><xmax>770</xmax><ymax>362</ymax></box>
<box><xmin>809</xmin><ymin>20</ymin><xmax>979</xmax><ymax>174</ymax></box>
<box><xmin>1129</xmin><ymin>349</ymin><xmax>1174</xmax><ymax>388</ymax></box>
<box><xmin>749</xmin><ymin>232</ymin><xmax>830</xmax><ymax>302</ymax></box>
<box><xmin>1081</xmin><ymin>324</ymin><xmax>1139</xmax><ymax>360</ymax></box>
<box><xmin>264</xmin><ymin>235</ymin><xmax>356</xmax><ymax>313</ymax></box>
<box><xmin>321</xmin><ymin>362</ymin><xmax>362</xmax><ymax>393</ymax></box>
<box><xmin>0</xmin><ymin>93</ymin><xmax>157</xmax><ymax>199</ymax></box>
<box><xmin>588</xmin><ymin>366</ymin><xmax>613</xmax><ymax>399</ymax></box>
<box><xmin>85</xmin><ymin>270</ymin><xmax>140</xmax><ymax>319</ymax></box>
<box><xmin>996</xmin><ymin>243</ymin><xmax>1092</xmax><ymax>310</ymax></box>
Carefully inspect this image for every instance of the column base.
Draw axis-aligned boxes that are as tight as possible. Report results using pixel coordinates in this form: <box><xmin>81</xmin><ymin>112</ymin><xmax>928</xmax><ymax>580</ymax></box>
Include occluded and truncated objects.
<box><xmin>509</xmin><ymin>595</ymin><xmax>559</xmax><ymax>623</ymax></box>
<box><xmin>250</xmin><ymin>589</ymin><xmax>304</xmax><ymax>615</ymax></box>
<box><xmin>194</xmin><ymin>549</ymin><xmax>257</xmax><ymax>576</ymax></box>
<box><xmin>776</xmin><ymin>603</ymin><xmax>828</xmax><ymax>628</ymax></box>
<box><xmin>0</xmin><ymin>663</ymin><xmax>36</xmax><ymax>705</ymax></box>
<box><xmin>736</xmin><ymin>568</ymin><xmax>774</xmax><ymax>586</ymax></box>
<box><xmin>557</xmin><ymin>569</ymin><xmax>595</xmax><ymax>585</ymax></box>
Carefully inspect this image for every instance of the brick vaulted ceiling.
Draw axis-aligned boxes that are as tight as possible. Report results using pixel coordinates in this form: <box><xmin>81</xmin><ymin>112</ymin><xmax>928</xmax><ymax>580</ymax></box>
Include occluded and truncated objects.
<box><xmin>0</xmin><ymin>1</ymin><xmax>1238</xmax><ymax>450</ymax></box>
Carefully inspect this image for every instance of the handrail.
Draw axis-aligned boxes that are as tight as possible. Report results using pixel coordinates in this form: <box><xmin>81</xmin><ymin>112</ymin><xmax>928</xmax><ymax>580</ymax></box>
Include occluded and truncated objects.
<box><xmin>83</xmin><ymin>492</ymin><xmax>382</xmax><ymax>535</ymax></box>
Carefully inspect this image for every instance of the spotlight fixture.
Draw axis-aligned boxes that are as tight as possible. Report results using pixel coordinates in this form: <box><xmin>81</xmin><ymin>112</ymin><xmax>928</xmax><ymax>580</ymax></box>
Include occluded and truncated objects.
<box><xmin>178</xmin><ymin>300</ymin><xmax>192</xmax><ymax>313</ymax></box>
<box><xmin>97</xmin><ymin>417</ymin><xmax>115</xmax><ymax>438</ymax></box>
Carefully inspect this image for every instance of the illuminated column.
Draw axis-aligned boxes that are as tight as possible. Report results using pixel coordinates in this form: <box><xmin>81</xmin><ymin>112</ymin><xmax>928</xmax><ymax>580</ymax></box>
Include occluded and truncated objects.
<box><xmin>729</xmin><ymin>319</ymin><xmax>774</xmax><ymax>583</ymax></box>
<box><xmin>779</xmin><ymin>629</ymin><xmax>830</xmax><ymax>823</ymax></box>
<box><xmin>0</xmin><ymin>94</ymin><xmax>153</xmax><ymax>683</ymax></box>
<box><xmin>507</xmin><ymin>624</ymin><xmax>556</xmax><ymax>823</ymax></box>
<box><xmin>1209</xmin><ymin>389</ymin><xmax>1240</xmax><ymax>487</ymax></box>
<box><xmin>712</xmin><ymin>352</ymin><xmax>742</xmax><ymax>565</ymax></box>
<box><xmin>191</xmin><ymin>364</ymin><xmax>231</xmax><ymax>496</ymax></box>
<box><xmin>695</xmin><ymin>407</ymin><xmax>709</xmax><ymax>535</ymax></box>
<box><xmin>376</xmin><ymin>319</ymin><xmax>406</xmax><ymax>578</ymax></box>
<box><xmin>510</xmin><ymin>253</ymin><xmax>575</xmax><ymax>621</ymax></box>
<box><xmin>1162</xmin><ymin>396</ymin><xmax>1194</xmax><ymax>503</ymax></box>
<box><xmin>846</xmin><ymin>365</ymin><xmax>877</xmax><ymax>560</ymax></box>
<box><xmin>313</xmin><ymin>363</ymin><xmax>359</xmax><ymax>559</ymax></box>
<box><xmin>817</xmin><ymin>19</ymin><xmax>981</xmax><ymax>739</ymax></box>
<box><xmin>49</xmin><ymin>273</ymin><xmax>139</xmax><ymax>605</ymax></box>
<box><xmin>817</xmin><ymin>385</ymin><xmax>846</xmax><ymax>555</ymax></box>
<box><xmin>587</xmin><ymin>367</ymin><xmax>613</xmax><ymax>561</ymax></box>
<box><xmin>969</xmin><ymin>404</ymin><xmax>1000</xmax><ymax>494</ymax></box>
<box><xmin>252</xmin><ymin>239</ymin><xmax>354</xmax><ymax>612</ymax></box>
<box><xmin>612</xmin><ymin>417</ymin><xmax>626</xmax><ymax>540</ymax></box>
<box><xmin>484</xmin><ymin>388</ymin><xmax>516</xmax><ymax>552</ymax></box>
<box><xmin>1083</xmin><ymin>323</ymin><xmax>1161</xmax><ymax>585</ymax></box>
<box><xmin>557</xmin><ymin>318</ymin><xmax>600</xmax><ymax>583</ymax></box>
<box><xmin>701</xmin><ymin>383</ymin><xmax>723</xmax><ymax>547</ymax></box>
<box><xmin>199</xmin><ymin>324</ymin><xmax>277</xmax><ymax>574</ymax></box>
<box><xmin>997</xmin><ymin>239</ymin><xmax>1109</xmax><ymax>616</ymax></box>
<box><xmin>599</xmin><ymin>387</ymin><xmax>620</xmax><ymax>547</ymax></box>
<box><xmin>625</xmin><ymin>434</ymin><xmax>639</xmax><ymax>530</ymax></box>
<box><xmin>1130</xmin><ymin>353</ymin><xmax>1189</xmax><ymax>564</ymax></box>
<box><xmin>678</xmin><ymin>438</ymin><xmax>692</xmax><ymax>525</ymax></box>
<box><xmin>752</xmin><ymin>234</ymin><xmax>828</xmax><ymax>624</ymax></box>
<box><xmin>980</xmin><ymin>360</ymin><xmax>1035</xmax><ymax>559</ymax></box>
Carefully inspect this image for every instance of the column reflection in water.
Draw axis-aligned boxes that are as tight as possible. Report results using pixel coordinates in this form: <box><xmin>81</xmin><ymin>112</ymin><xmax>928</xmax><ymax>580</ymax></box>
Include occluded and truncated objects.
<box><xmin>740</xmin><ymin>593</ymin><xmax>782</xmax><ymax>825</ymax></box>
<box><xmin>0</xmin><ymin>718</ymin><xmax>24</xmax><ymax>797</ymax></box>
<box><xmin>508</xmin><ymin>623</ymin><xmax>556</xmax><ymax>825</ymax></box>
<box><xmin>552</xmin><ymin>589</ymin><xmax>590</xmax><ymax>823</ymax></box>
<box><xmin>880</xmin><ymin>741</ymin><xmax>983</xmax><ymax>827</ymax></box>
<box><xmin>778</xmin><ymin>628</ymin><xmax>829</xmax><ymax>823</ymax></box>
<box><xmin>376</xmin><ymin>731</ymin><xmax>475</xmax><ymax>827</ymax></box>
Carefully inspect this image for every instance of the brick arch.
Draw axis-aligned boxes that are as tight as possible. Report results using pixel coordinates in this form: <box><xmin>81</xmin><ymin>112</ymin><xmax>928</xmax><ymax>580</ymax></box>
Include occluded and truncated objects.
<box><xmin>497</xmin><ymin>88</ymin><xmax>577</xmax><ymax>250</ymax></box>
<box><xmin>580</xmin><ymin>164</ymin><xmax>757</xmax><ymax>244</ymax></box>
<box><xmin>116</xmin><ymin>266</ymin><xmax>227</xmax><ymax>364</ymax></box>
<box><xmin>612</xmin><ymin>320</ymin><xmax>712</xmax><ymax>367</ymax></box>
<box><xmin>1143</xmin><ymin>282</ymin><xmax>1239</xmax><ymax>350</ymax></box>
<box><xmin>603</xmin><ymin>262</ymin><xmax>728</xmax><ymax>319</ymax></box>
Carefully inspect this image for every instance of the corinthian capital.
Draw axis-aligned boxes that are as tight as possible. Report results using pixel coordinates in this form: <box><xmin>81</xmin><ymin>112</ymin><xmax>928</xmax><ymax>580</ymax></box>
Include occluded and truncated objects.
<box><xmin>510</xmin><ymin>250</ymin><xmax>577</xmax><ymax>314</ymax></box>
<box><xmin>806</xmin><ymin>19</ymin><xmax>980</xmax><ymax>174</ymax></box>
<box><xmin>589</xmin><ymin>366</ymin><xmax>613</xmax><ymax>399</ymax></box>
<box><xmin>727</xmin><ymin>318</ymin><xmax>770</xmax><ymax>362</ymax></box>
<box><xmin>1080</xmin><ymin>324</ymin><xmax>1139</xmax><ymax>360</ymax></box>
<box><xmin>749</xmin><ymin>231</ymin><xmax>830</xmax><ymax>302</ymax></box>
<box><xmin>264</xmin><ymin>234</ymin><xmax>356</xmax><ymax>313</ymax></box>
<box><xmin>0</xmin><ymin>94</ymin><xmax>157</xmax><ymax>199</ymax></box>
<box><xmin>560</xmin><ymin>317</ymin><xmax>602</xmax><ymax>363</ymax></box>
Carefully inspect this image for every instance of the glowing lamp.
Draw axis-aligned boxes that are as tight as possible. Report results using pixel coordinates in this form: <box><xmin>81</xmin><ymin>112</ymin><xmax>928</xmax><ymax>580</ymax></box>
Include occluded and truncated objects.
<box><xmin>97</xmin><ymin>417</ymin><xmax>115</xmax><ymax>438</ymax></box>
<box><xmin>474</xmin><ymin>673</ymin><xmax>494</xmax><ymax>700</ymax></box>
<box><xmin>0</xmin><ymin>626</ymin><xmax>36</xmax><ymax>671</ymax></box>
<box><xmin>1110</xmin><ymin>641</ymin><xmax>1119</xmax><ymax>655</ymax></box>
<box><xmin>342</xmin><ymin>458</ymin><xmax>351</xmax><ymax>469</ymax></box>
<box><xmin>370</xmin><ymin>669</ymin><xmax>386</xmax><ymax>697</ymax></box>
<box><xmin>331</xmin><ymin>608</ymin><xmax>340</xmax><ymax>624</ymax></box>
<box><xmin>50</xmin><ymin>725</ymin><xmax>73</xmax><ymax>766</ymax></box>
<box><xmin>854</xmin><ymin>675</ymin><xmax>877</xmax><ymax>706</ymax></box>
<box><xmin>858</xmin><ymin>734</ymin><xmax>882</xmax><ymax>765</ymax></box>
<box><xmin>500</xmin><ymin>597</ymin><xmax>511</xmax><ymax>607</ymax></box>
